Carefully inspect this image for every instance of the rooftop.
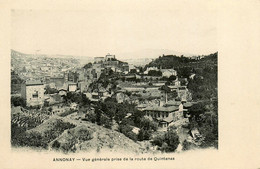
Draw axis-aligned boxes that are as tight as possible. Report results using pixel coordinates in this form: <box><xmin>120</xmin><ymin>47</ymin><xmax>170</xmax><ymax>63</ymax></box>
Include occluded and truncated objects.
<box><xmin>143</xmin><ymin>105</ymin><xmax>179</xmax><ymax>112</ymax></box>
<box><xmin>25</xmin><ymin>80</ymin><xmax>43</xmax><ymax>86</ymax></box>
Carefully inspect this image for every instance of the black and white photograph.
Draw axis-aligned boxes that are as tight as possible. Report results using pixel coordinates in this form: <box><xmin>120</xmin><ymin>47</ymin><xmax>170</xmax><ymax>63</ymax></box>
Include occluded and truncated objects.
<box><xmin>1</xmin><ymin>0</ymin><xmax>259</xmax><ymax>169</ymax></box>
<box><xmin>10</xmin><ymin>8</ymin><xmax>218</xmax><ymax>154</ymax></box>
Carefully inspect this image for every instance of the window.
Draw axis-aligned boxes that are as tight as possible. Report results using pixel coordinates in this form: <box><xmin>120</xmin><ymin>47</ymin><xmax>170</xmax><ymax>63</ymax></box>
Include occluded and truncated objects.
<box><xmin>32</xmin><ymin>91</ymin><xmax>38</xmax><ymax>98</ymax></box>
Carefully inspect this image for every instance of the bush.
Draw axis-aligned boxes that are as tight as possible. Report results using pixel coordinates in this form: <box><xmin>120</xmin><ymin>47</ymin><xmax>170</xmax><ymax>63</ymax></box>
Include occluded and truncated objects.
<box><xmin>77</xmin><ymin>128</ymin><xmax>93</xmax><ymax>141</ymax></box>
<box><xmin>148</xmin><ymin>70</ymin><xmax>162</xmax><ymax>76</ymax></box>
<box><xmin>100</xmin><ymin>115</ymin><xmax>112</xmax><ymax>129</ymax></box>
<box><xmin>85</xmin><ymin>111</ymin><xmax>97</xmax><ymax>123</ymax></box>
<box><xmin>44</xmin><ymin>85</ymin><xmax>59</xmax><ymax>94</ymax></box>
<box><xmin>138</xmin><ymin>129</ymin><xmax>152</xmax><ymax>141</ymax></box>
<box><xmin>52</xmin><ymin>140</ymin><xmax>61</xmax><ymax>150</ymax></box>
<box><xmin>118</xmin><ymin>124</ymin><xmax>137</xmax><ymax>141</ymax></box>
<box><xmin>12</xmin><ymin>131</ymin><xmax>48</xmax><ymax>149</ymax></box>
<box><xmin>152</xmin><ymin>129</ymin><xmax>180</xmax><ymax>152</ymax></box>
<box><xmin>182</xmin><ymin>139</ymin><xmax>192</xmax><ymax>151</ymax></box>
<box><xmin>61</xmin><ymin>138</ymin><xmax>77</xmax><ymax>153</ymax></box>
<box><xmin>11</xmin><ymin>120</ymin><xmax>76</xmax><ymax>149</ymax></box>
<box><xmin>11</xmin><ymin>96</ymin><xmax>26</xmax><ymax>107</ymax></box>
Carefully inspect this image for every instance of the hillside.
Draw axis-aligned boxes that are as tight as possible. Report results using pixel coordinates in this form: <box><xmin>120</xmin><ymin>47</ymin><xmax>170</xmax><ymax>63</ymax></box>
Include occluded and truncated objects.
<box><xmin>145</xmin><ymin>52</ymin><xmax>218</xmax><ymax>101</ymax></box>
<box><xmin>12</xmin><ymin>111</ymin><xmax>156</xmax><ymax>154</ymax></box>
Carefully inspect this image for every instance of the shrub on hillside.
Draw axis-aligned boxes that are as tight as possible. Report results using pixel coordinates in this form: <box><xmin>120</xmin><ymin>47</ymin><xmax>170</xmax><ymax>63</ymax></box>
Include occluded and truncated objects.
<box><xmin>152</xmin><ymin>129</ymin><xmax>180</xmax><ymax>152</ymax></box>
<box><xmin>11</xmin><ymin>120</ymin><xmax>76</xmax><ymax>149</ymax></box>
<box><xmin>77</xmin><ymin>128</ymin><xmax>93</xmax><ymax>141</ymax></box>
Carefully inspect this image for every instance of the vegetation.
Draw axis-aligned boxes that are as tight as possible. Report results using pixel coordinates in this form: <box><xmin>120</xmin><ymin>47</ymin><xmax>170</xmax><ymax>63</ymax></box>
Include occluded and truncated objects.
<box><xmin>11</xmin><ymin>71</ymin><xmax>24</xmax><ymax>94</ymax></box>
<box><xmin>44</xmin><ymin>85</ymin><xmax>59</xmax><ymax>94</ymax></box>
<box><xmin>145</xmin><ymin>52</ymin><xmax>217</xmax><ymax>101</ymax></box>
<box><xmin>84</xmin><ymin>98</ymin><xmax>158</xmax><ymax>142</ymax></box>
<box><xmin>83</xmin><ymin>62</ymin><xmax>92</xmax><ymax>69</ymax></box>
<box><xmin>11</xmin><ymin>96</ymin><xmax>26</xmax><ymax>107</ymax></box>
<box><xmin>188</xmin><ymin>100</ymin><xmax>218</xmax><ymax>148</ymax></box>
<box><xmin>152</xmin><ymin>128</ymin><xmax>180</xmax><ymax>152</ymax></box>
<box><xmin>91</xmin><ymin>69</ymin><xmax>119</xmax><ymax>90</ymax></box>
<box><xmin>148</xmin><ymin>70</ymin><xmax>162</xmax><ymax>76</ymax></box>
<box><xmin>59</xmin><ymin>110</ymin><xmax>77</xmax><ymax>117</ymax></box>
<box><xmin>11</xmin><ymin>119</ymin><xmax>76</xmax><ymax>149</ymax></box>
<box><xmin>63</xmin><ymin>92</ymin><xmax>91</xmax><ymax>106</ymax></box>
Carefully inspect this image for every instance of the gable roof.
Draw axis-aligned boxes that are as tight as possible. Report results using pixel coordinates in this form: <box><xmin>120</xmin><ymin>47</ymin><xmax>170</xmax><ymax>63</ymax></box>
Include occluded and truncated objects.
<box><xmin>143</xmin><ymin>105</ymin><xmax>179</xmax><ymax>112</ymax></box>
<box><xmin>25</xmin><ymin>80</ymin><xmax>43</xmax><ymax>86</ymax></box>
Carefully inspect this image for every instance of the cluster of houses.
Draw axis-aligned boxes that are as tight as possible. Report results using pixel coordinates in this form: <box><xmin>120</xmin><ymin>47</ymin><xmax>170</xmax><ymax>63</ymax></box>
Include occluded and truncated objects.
<box><xmin>18</xmin><ymin>52</ymin><xmax>195</xmax><ymax>132</ymax></box>
<box><xmin>11</xmin><ymin>50</ymin><xmax>81</xmax><ymax>83</ymax></box>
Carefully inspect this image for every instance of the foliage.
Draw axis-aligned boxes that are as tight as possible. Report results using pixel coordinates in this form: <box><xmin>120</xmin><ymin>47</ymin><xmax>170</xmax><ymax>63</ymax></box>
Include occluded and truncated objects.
<box><xmin>189</xmin><ymin>102</ymin><xmax>207</xmax><ymax>123</ymax></box>
<box><xmin>77</xmin><ymin>128</ymin><xmax>94</xmax><ymax>141</ymax></box>
<box><xmin>136</xmin><ymin>118</ymin><xmax>158</xmax><ymax>141</ymax></box>
<box><xmin>198</xmin><ymin>111</ymin><xmax>218</xmax><ymax>148</ymax></box>
<box><xmin>52</xmin><ymin>140</ymin><xmax>61</xmax><ymax>150</ymax></box>
<box><xmin>11</xmin><ymin>96</ymin><xmax>26</xmax><ymax>107</ymax></box>
<box><xmin>60</xmin><ymin>137</ymin><xmax>77</xmax><ymax>153</ymax></box>
<box><xmin>145</xmin><ymin>52</ymin><xmax>217</xmax><ymax>100</ymax></box>
<box><xmin>137</xmin><ymin>128</ymin><xmax>152</xmax><ymax>141</ymax></box>
<box><xmin>168</xmin><ymin>75</ymin><xmax>177</xmax><ymax>81</ymax></box>
<box><xmin>100</xmin><ymin>114</ymin><xmax>113</xmax><ymax>129</ymax></box>
<box><xmin>11</xmin><ymin>71</ymin><xmax>24</xmax><ymax>94</ymax></box>
<box><xmin>118</xmin><ymin>123</ymin><xmax>138</xmax><ymax>141</ymax></box>
<box><xmin>148</xmin><ymin>70</ymin><xmax>162</xmax><ymax>76</ymax></box>
<box><xmin>160</xmin><ymin>85</ymin><xmax>171</xmax><ymax>93</ymax></box>
<box><xmin>85</xmin><ymin>111</ymin><xmax>97</xmax><ymax>123</ymax></box>
<box><xmin>11</xmin><ymin>130</ymin><xmax>48</xmax><ymax>148</ymax></box>
<box><xmin>188</xmin><ymin>101</ymin><xmax>218</xmax><ymax>148</ymax></box>
<box><xmin>152</xmin><ymin>129</ymin><xmax>180</xmax><ymax>152</ymax></box>
<box><xmin>182</xmin><ymin>139</ymin><xmax>192</xmax><ymax>151</ymax></box>
<box><xmin>63</xmin><ymin>92</ymin><xmax>91</xmax><ymax>106</ymax></box>
<box><xmin>11</xmin><ymin>119</ymin><xmax>76</xmax><ymax>149</ymax></box>
<box><xmin>44</xmin><ymin>85</ymin><xmax>59</xmax><ymax>94</ymax></box>
<box><xmin>11</xmin><ymin>124</ymin><xmax>26</xmax><ymax>141</ymax></box>
<box><xmin>83</xmin><ymin>62</ymin><xmax>92</xmax><ymax>69</ymax></box>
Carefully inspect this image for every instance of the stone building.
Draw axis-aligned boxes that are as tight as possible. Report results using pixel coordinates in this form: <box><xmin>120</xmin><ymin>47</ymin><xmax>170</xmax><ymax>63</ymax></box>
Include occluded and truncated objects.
<box><xmin>94</xmin><ymin>57</ymin><xmax>105</xmax><ymax>63</ymax></box>
<box><xmin>21</xmin><ymin>80</ymin><xmax>45</xmax><ymax>106</ymax></box>
<box><xmin>105</xmin><ymin>53</ymin><xmax>115</xmax><ymax>61</ymax></box>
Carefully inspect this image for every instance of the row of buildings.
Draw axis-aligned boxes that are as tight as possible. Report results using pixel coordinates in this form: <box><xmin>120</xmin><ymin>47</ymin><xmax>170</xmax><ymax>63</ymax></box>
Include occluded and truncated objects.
<box><xmin>17</xmin><ymin>52</ymin><xmax>193</xmax><ymax>132</ymax></box>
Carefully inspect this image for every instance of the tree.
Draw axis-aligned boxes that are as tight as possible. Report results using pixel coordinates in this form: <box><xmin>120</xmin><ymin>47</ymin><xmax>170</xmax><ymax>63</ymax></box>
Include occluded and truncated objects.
<box><xmin>11</xmin><ymin>96</ymin><xmax>26</xmax><ymax>107</ymax></box>
<box><xmin>148</xmin><ymin>70</ymin><xmax>162</xmax><ymax>76</ymax></box>
<box><xmin>169</xmin><ymin>75</ymin><xmax>177</xmax><ymax>81</ymax></box>
<box><xmin>160</xmin><ymin>85</ymin><xmax>171</xmax><ymax>103</ymax></box>
<box><xmin>44</xmin><ymin>85</ymin><xmax>58</xmax><ymax>94</ymax></box>
<box><xmin>83</xmin><ymin>62</ymin><xmax>92</xmax><ymax>69</ymax></box>
<box><xmin>100</xmin><ymin>114</ymin><xmax>112</xmax><ymax>129</ymax></box>
<box><xmin>189</xmin><ymin>102</ymin><xmax>206</xmax><ymax>123</ymax></box>
<box><xmin>44</xmin><ymin>100</ymin><xmax>49</xmax><ymax>107</ymax></box>
<box><xmin>151</xmin><ymin>128</ymin><xmax>180</xmax><ymax>152</ymax></box>
<box><xmin>182</xmin><ymin>139</ymin><xmax>192</xmax><ymax>151</ymax></box>
<box><xmin>85</xmin><ymin>111</ymin><xmax>97</xmax><ymax>123</ymax></box>
<box><xmin>166</xmin><ymin>130</ymin><xmax>180</xmax><ymax>152</ymax></box>
<box><xmin>198</xmin><ymin>111</ymin><xmax>218</xmax><ymax>148</ymax></box>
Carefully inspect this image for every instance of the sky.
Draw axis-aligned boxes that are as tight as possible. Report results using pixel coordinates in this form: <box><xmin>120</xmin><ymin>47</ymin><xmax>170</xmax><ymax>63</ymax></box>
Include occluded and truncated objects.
<box><xmin>11</xmin><ymin>1</ymin><xmax>217</xmax><ymax>58</ymax></box>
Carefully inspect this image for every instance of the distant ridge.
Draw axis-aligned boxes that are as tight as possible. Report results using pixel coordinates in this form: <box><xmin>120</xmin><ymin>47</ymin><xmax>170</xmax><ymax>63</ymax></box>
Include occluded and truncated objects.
<box><xmin>117</xmin><ymin>49</ymin><xmax>195</xmax><ymax>60</ymax></box>
<box><xmin>11</xmin><ymin>49</ymin><xmax>94</xmax><ymax>66</ymax></box>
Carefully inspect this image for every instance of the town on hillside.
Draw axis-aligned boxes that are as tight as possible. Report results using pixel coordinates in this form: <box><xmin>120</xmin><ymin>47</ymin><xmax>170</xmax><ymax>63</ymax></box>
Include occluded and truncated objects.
<box><xmin>11</xmin><ymin>50</ymin><xmax>218</xmax><ymax>154</ymax></box>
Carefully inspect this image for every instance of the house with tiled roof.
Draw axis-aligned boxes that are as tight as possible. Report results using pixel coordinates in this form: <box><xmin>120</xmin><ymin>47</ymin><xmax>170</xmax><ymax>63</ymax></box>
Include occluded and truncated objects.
<box><xmin>161</xmin><ymin>69</ymin><xmax>177</xmax><ymax>78</ymax></box>
<box><xmin>143</xmin><ymin>105</ymin><xmax>179</xmax><ymax>131</ymax></box>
